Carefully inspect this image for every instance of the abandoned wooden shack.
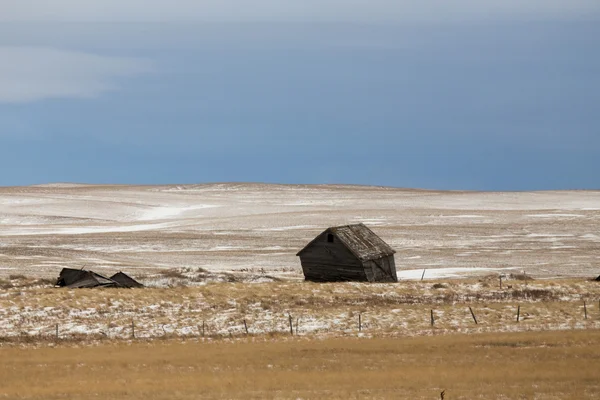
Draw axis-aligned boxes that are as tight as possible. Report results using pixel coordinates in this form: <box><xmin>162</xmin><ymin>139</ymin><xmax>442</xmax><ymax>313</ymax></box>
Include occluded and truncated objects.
<box><xmin>56</xmin><ymin>268</ymin><xmax>143</xmax><ymax>288</ymax></box>
<box><xmin>296</xmin><ymin>223</ymin><xmax>397</xmax><ymax>282</ymax></box>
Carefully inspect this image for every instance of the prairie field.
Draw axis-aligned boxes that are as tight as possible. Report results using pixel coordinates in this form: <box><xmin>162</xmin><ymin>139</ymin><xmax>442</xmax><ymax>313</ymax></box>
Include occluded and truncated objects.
<box><xmin>1</xmin><ymin>183</ymin><xmax>600</xmax><ymax>399</ymax></box>
<box><xmin>1</xmin><ymin>183</ymin><xmax>599</xmax><ymax>280</ymax></box>
<box><xmin>1</xmin><ymin>329</ymin><xmax>599</xmax><ymax>399</ymax></box>
<box><xmin>0</xmin><ymin>276</ymin><xmax>599</xmax><ymax>341</ymax></box>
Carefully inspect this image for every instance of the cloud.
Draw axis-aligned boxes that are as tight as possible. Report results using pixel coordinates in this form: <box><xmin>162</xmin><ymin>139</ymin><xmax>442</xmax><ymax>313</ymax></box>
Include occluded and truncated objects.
<box><xmin>0</xmin><ymin>47</ymin><xmax>151</xmax><ymax>103</ymax></box>
<box><xmin>1</xmin><ymin>0</ymin><xmax>599</xmax><ymax>23</ymax></box>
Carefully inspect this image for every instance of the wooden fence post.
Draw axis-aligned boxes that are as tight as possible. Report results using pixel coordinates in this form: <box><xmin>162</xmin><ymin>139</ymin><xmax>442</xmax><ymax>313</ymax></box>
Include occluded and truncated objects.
<box><xmin>499</xmin><ymin>275</ymin><xmax>502</xmax><ymax>289</ymax></box>
<box><xmin>288</xmin><ymin>314</ymin><xmax>293</xmax><ymax>336</ymax></box>
<box><xmin>296</xmin><ymin>317</ymin><xmax>299</xmax><ymax>335</ymax></box>
<box><xmin>55</xmin><ymin>324</ymin><xmax>59</xmax><ymax>340</ymax></box>
<box><xmin>243</xmin><ymin>319</ymin><xmax>249</xmax><ymax>335</ymax></box>
<box><xmin>430</xmin><ymin>310</ymin><xmax>434</xmax><ymax>326</ymax></box>
<box><xmin>516</xmin><ymin>305</ymin><xmax>520</xmax><ymax>323</ymax></box>
<box><xmin>584</xmin><ymin>301</ymin><xmax>588</xmax><ymax>320</ymax></box>
<box><xmin>131</xmin><ymin>319</ymin><xmax>135</xmax><ymax>339</ymax></box>
<box><xmin>421</xmin><ymin>269</ymin><xmax>426</xmax><ymax>281</ymax></box>
<box><xmin>469</xmin><ymin>307</ymin><xmax>478</xmax><ymax>324</ymax></box>
<box><xmin>359</xmin><ymin>313</ymin><xmax>362</xmax><ymax>332</ymax></box>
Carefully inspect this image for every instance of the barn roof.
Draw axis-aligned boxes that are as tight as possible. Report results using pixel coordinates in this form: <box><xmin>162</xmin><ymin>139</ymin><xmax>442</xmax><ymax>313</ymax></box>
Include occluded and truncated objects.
<box><xmin>297</xmin><ymin>223</ymin><xmax>396</xmax><ymax>261</ymax></box>
<box><xmin>56</xmin><ymin>268</ymin><xmax>120</xmax><ymax>288</ymax></box>
<box><xmin>56</xmin><ymin>268</ymin><xmax>143</xmax><ymax>288</ymax></box>
<box><xmin>110</xmin><ymin>272</ymin><xmax>144</xmax><ymax>288</ymax></box>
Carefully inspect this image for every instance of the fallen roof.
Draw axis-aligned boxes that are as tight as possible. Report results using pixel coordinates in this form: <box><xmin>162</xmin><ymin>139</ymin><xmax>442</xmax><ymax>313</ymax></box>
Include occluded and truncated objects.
<box><xmin>297</xmin><ymin>223</ymin><xmax>396</xmax><ymax>261</ymax></box>
<box><xmin>56</xmin><ymin>268</ymin><xmax>142</xmax><ymax>288</ymax></box>
<box><xmin>110</xmin><ymin>272</ymin><xmax>144</xmax><ymax>288</ymax></box>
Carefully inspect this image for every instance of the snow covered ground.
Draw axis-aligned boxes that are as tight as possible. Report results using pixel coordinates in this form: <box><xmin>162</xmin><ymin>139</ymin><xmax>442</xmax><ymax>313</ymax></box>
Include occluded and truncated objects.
<box><xmin>0</xmin><ymin>183</ymin><xmax>599</xmax><ymax>280</ymax></box>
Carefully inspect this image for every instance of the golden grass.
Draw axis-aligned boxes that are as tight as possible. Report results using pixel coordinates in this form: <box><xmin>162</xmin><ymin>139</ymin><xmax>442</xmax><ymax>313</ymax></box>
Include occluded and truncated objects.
<box><xmin>1</xmin><ymin>329</ymin><xmax>599</xmax><ymax>399</ymax></box>
<box><xmin>1</xmin><ymin>278</ymin><xmax>599</xmax><ymax>341</ymax></box>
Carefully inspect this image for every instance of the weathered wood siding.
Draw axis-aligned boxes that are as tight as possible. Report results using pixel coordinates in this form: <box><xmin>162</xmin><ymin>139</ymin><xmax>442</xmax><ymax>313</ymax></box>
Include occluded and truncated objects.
<box><xmin>299</xmin><ymin>232</ymin><xmax>367</xmax><ymax>282</ymax></box>
<box><xmin>387</xmin><ymin>256</ymin><xmax>398</xmax><ymax>281</ymax></box>
<box><xmin>363</xmin><ymin>255</ymin><xmax>397</xmax><ymax>282</ymax></box>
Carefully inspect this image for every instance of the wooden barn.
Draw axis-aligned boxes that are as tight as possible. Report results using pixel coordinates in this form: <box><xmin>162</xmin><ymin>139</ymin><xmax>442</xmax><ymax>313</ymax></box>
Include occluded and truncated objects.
<box><xmin>296</xmin><ymin>223</ymin><xmax>397</xmax><ymax>282</ymax></box>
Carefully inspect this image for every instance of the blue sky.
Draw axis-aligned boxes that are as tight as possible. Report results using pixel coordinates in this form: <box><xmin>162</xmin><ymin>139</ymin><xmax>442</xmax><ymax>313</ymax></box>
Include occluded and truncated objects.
<box><xmin>1</xmin><ymin>1</ymin><xmax>599</xmax><ymax>190</ymax></box>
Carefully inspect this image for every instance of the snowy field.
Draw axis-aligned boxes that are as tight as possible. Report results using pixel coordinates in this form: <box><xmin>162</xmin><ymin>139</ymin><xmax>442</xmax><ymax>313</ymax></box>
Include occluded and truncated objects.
<box><xmin>0</xmin><ymin>183</ymin><xmax>599</xmax><ymax>280</ymax></box>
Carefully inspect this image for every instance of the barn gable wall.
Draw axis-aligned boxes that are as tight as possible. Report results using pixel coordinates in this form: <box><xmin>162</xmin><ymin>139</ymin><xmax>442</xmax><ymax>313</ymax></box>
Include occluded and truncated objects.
<box><xmin>299</xmin><ymin>231</ymin><xmax>366</xmax><ymax>282</ymax></box>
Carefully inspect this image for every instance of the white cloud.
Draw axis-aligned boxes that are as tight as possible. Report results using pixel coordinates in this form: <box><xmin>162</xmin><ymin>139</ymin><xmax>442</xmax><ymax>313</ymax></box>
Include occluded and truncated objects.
<box><xmin>0</xmin><ymin>47</ymin><xmax>151</xmax><ymax>103</ymax></box>
<box><xmin>1</xmin><ymin>0</ymin><xmax>598</xmax><ymax>22</ymax></box>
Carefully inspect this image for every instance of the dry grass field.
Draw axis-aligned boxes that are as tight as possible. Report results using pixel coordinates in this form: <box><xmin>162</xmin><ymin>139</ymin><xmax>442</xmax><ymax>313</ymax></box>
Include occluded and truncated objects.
<box><xmin>1</xmin><ymin>329</ymin><xmax>599</xmax><ymax>399</ymax></box>
<box><xmin>1</xmin><ymin>276</ymin><xmax>599</xmax><ymax>341</ymax></box>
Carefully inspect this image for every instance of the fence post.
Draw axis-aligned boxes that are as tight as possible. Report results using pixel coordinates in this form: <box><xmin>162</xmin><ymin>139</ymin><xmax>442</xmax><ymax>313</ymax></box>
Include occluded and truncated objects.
<box><xmin>584</xmin><ymin>301</ymin><xmax>588</xmax><ymax>320</ymax></box>
<box><xmin>499</xmin><ymin>275</ymin><xmax>502</xmax><ymax>289</ymax></box>
<box><xmin>243</xmin><ymin>319</ymin><xmax>249</xmax><ymax>335</ymax></box>
<box><xmin>296</xmin><ymin>317</ymin><xmax>299</xmax><ymax>335</ymax></box>
<box><xmin>430</xmin><ymin>310</ymin><xmax>434</xmax><ymax>326</ymax></box>
<box><xmin>288</xmin><ymin>314</ymin><xmax>293</xmax><ymax>336</ymax></box>
<box><xmin>359</xmin><ymin>312</ymin><xmax>362</xmax><ymax>332</ymax></box>
<box><xmin>516</xmin><ymin>305</ymin><xmax>520</xmax><ymax>323</ymax></box>
<box><xmin>131</xmin><ymin>319</ymin><xmax>135</xmax><ymax>339</ymax></box>
<box><xmin>421</xmin><ymin>269</ymin><xmax>426</xmax><ymax>281</ymax></box>
<box><xmin>55</xmin><ymin>324</ymin><xmax>59</xmax><ymax>340</ymax></box>
<box><xmin>469</xmin><ymin>307</ymin><xmax>478</xmax><ymax>324</ymax></box>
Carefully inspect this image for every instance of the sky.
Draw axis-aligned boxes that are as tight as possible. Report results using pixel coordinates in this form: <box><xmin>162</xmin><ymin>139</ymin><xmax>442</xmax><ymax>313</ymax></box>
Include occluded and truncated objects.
<box><xmin>1</xmin><ymin>1</ymin><xmax>599</xmax><ymax>190</ymax></box>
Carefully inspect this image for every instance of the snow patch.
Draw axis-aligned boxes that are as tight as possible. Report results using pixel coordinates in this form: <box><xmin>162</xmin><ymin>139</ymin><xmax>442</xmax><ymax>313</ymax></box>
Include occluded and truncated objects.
<box><xmin>439</xmin><ymin>215</ymin><xmax>484</xmax><ymax>218</ymax></box>
<box><xmin>255</xmin><ymin>225</ymin><xmax>317</xmax><ymax>231</ymax></box>
<box><xmin>138</xmin><ymin>204</ymin><xmax>219</xmax><ymax>221</ymax></box>
<box><xmin>398</xmin><ymin>267</ymin><xmax>516</xmax><ymax>280</ymax></box>
<box><xmin>527</xmin><ymin>214</ymin><xmax>584</xmax><ymax>218</ymax></box>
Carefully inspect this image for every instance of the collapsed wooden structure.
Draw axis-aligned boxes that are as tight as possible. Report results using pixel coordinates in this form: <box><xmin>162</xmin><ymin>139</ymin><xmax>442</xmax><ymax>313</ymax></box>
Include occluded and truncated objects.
<box><xmin>56</xmin><ymin>268</ymin><xmax>143</xmax><ymax>288</ymax></box>
<box><xmin>297</xmin><ymin>223</ymin><xmax>397</xmax><ymax>282</ymax></box>
<box><xmin>110</xmin><ymin>271</ymin><xmax>144</xmax><ymax>288</ymax></box>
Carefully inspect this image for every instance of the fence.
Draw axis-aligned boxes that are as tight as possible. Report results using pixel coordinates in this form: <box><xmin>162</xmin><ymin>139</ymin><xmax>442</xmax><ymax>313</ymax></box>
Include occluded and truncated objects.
<box><xmin>2</xmin><ymin>300</ymin><xmax>598</xmax><ymax>344</ymax></box>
